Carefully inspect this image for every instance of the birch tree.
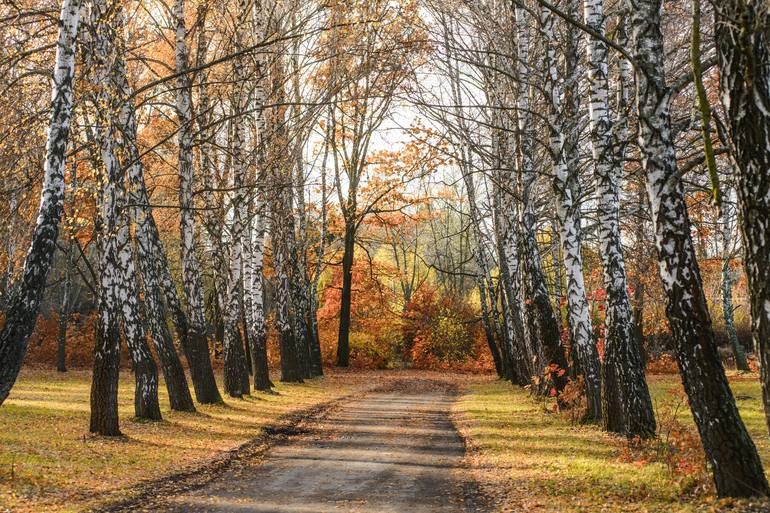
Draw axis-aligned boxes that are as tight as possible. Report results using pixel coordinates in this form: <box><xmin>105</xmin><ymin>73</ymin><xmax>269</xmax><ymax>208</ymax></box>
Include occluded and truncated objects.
<box><xmin>248</xmin><ymin>0</ymin><xmax>273</xmax><ymax>390</ymax></box>
<box><xmin>443</xmin><ymin>10</ymin><xmax>522</xmax><ymax>383</ymax></box>
<box><xmin>719</xmin><ymin>196</ymin><xmax>749</xmax><ymax>372</ymax></box>
<box><xmin>514</xmin><ymin>4</ymin><xmax>569</xmax><ymax>395</ymax></box>
<box><xmin>87</xmin><ymin>0</ymin><xmax>133</xmax><ymax>435</ymax></box>
<box><xmin>266</xmin><ymin>5</ymin><xmax>304</xmax><ymax>382</ymax></box>
<box><xmin>0</xmin><ymin>0</ymin><xmax>83</xmax><ymax>406</ymax></box>
<box><xmin>625</xmin><ymin>0</ymin><xmax>768</xmax><ymax>496</ymax></box>
<box><xmin>539</xmin><ymin>0</ymin><xmax>601</xmax><ymax>420</ymax></box>
<box><xmin>713</xmin><ymin>0</ymin><xmax>770</xmax><ymax>436</ymax></box>
<box><xmin>222</xmin><ymin>0</ymin><xmax>253</xmax><ymax>397</ymax></box>
<box><xmin>582</xmin><ymin>0</ymin><xmax>654</xmax><ymax>436</ymax></box>
<box><xmin>173</xmin><ymin>0</ymin><xmax>222</xmax><ymax>404</ymax></box>
<box><xmin>106</xmin><ymin>11</ymin><xmax>196</xmax><ymax>413</ymax></box>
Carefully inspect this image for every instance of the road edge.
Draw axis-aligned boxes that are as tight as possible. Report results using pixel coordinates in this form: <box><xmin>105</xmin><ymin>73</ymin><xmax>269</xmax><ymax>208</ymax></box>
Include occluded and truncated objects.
<box><xmin>91</xmin><ymin>384</ymin><xmax>377</xmax><ymax>513</ymax></box>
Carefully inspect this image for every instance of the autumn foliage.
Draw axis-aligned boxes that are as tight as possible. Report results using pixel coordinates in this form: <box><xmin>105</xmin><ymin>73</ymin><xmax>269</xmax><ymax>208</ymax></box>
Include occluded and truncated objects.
<box><xmin>315</xmin><ymin>257</ymin><xmax>491</xmax><ymax>371</ymax></box>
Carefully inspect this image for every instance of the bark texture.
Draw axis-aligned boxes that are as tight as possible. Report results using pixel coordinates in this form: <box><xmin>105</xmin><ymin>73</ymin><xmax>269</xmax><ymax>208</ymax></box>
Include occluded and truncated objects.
<box><xmin>515</xmin><ymin>4</ymin><xmax>568</xmax><ymax>395</ymax></box>
<box><xmin>584</xmin><ymin>0</ymin><xmax>654</xmax><ymax>436</ymax></box>
<box><xmin>715</xmin><ymin>0</ymin><xmax>770</xmax><ymax>437</ymax></box>
<box><xmin>173</xmin><ymin>0</ymin><xmax>222</xmax><ymax>404</ymax></box>
<box><xmin>0</xmin><ymin>0</ymin><xmax>83</xmax><ymax>405</ymax></box>
<box><xmin>540</xmin><ymin>1</ymin><xmax>601</xmax><ymax>420</ymax></box>
<box><xmin>628</xmin><ymin>0</ymin><xmax>768</xmax><ymax>496</ymax></box>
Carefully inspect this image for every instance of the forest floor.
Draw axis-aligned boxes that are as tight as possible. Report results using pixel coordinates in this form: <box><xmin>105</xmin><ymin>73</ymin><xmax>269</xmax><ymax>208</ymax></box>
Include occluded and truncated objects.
<box><xmin>0</xmin><ymin>367</ymin><xmax>380</xmax><ymax>513</ymax></box>
<box><xmin>150</xmin><ymin>378</ymin><xmax>487</xmax><ymax>512</ymax></box>
<box><xmin>1</xmin><ymin>369</ymin><xmax>769</xmax><ymax>513</ymax></box>
<box><xmin>457</xmin><ymin>372</ymin><xmax>770</xmax><ymax>513</ymax></box>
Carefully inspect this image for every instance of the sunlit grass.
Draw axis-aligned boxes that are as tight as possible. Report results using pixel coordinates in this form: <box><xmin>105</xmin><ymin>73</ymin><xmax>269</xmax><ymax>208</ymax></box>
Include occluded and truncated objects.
<box><xmin>457</xmin><ymin>372</ymin><xmax>770</xmax><ymax>513</ymax></box>
<box><xmin>647</xmin><ymin>373</ymin><xmax>770</xmax><ymax>466</ymax></box>
<box><xmin>0</xmin><ymin>368</ymin><xmax>364</xmax><ymax>513</ymax></box>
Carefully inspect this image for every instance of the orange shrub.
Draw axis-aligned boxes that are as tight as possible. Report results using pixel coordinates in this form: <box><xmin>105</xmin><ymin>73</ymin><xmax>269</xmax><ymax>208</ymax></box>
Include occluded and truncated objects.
<box><xmin>316</xmin><ymin>259</ymin><xmax>492</xmax><ymax>371</ymax></box>
<box><xmin>26</xmin><ymin>312</ymin><xmax>103</xmax><ymax>368</ymax></box>
<box><xmin>402</xmin><ymin>286</ymin><xmax>491</xmax><ymax>371</ymax></box>
<box><xmin>317</xmin><ymin>258</ymin><xmax>401</xmax><ymax>368</ymax></box>
<box><xmin>646</xmin><ymin>352</ymin><xmax>679</xmax><ymax>374</ymax></box>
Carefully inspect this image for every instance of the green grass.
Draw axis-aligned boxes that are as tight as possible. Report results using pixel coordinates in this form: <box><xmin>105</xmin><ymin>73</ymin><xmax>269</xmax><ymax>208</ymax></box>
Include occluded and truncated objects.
<box><xmin>0</xmin><ymin>368</ymin><xmax>366</xmax><ymax>513</ymax></box>
<box><xmin>3</xmin><ymin>368</ymin><xmax>767</xmax><ymax>513</ymax></box>
<box><xmin>647</xmin><ymin>373</ymin><xmax>769</xmax><ymax>460</ymax></box>
<box><xmin>456</xmin><ymin>373</ymin><xmax>770</xmax><ymax>513</ymax></box>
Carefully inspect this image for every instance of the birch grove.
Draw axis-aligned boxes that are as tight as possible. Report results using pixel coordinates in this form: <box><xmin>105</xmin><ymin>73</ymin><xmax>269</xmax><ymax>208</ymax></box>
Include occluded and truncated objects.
<box><xmin>1</xmin><ymin>0</ymin><xmax>770</xmax><ymax>500</ymax></box>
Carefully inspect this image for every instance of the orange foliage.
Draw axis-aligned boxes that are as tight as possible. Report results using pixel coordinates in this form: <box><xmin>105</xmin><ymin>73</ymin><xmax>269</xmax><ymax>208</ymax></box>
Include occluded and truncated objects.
<box><xmin>318</xmin><ymin>258</ymin><xmax>401</xmax><ymax>368</ymax></box>
<box><xmin>316</xmin><ymin>259</ymin><xmax>492</xmax><ymax>371</ymax></box>
<box><xmin>26</xmin><ymin>312</ymin><xmax>103</xmax><ymax>368</ymax></box>
<box><xmin>646</xmin><ymin>352</ymin><xmax>679</xmax><ymax>374</ymax></box>
<box><xmin>402</xmin><ymin>286</ymin><xmax>491</xmax><ymax>371</ymax></box>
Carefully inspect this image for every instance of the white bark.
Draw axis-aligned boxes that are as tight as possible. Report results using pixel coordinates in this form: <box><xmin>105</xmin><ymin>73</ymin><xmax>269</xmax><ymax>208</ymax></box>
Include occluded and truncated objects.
<box><xmin>0</xmin><ymin>0</ymin><xmax>83</xmax><ymax>405</ymax></box>
<box><xmin>174</xmin><ymin>0</ymin><xmax>207</xmax><ymax>335</ymax></box>
<box><xmin>172</xmin><ymin>0</ymin><xmax>222</xmax><ymax>404</ymax></box>
<box><xmin>583</xmin><ymin>0</ymin><xmax>654</xmax><ymax>436</ymax></box>
<box><xmin>539</xmin><ymin>2</ymin><xmax>601</xmax><ymax>419</ymax></box>
<box><xmin>514</xmin><ymin>4</ymin><xmax>568</xmax><ymax>392</ymax></box>
<box><xmin>627</xmin><ymin>0</ymin><xmax>767</xmax><ymax>496</ymax></box>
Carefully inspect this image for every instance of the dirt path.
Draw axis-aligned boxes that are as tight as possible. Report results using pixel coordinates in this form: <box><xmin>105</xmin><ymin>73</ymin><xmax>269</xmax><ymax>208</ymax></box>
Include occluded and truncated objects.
<box><xmin>160</xmin><ymin>380</ymin><xmax>486</xmax><ymax>512</ymax></box>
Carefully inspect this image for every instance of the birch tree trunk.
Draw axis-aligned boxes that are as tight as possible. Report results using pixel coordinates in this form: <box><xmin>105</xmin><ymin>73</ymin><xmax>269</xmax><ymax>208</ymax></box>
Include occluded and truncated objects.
<box><xmin>0</xmin><ymin>0</ymin><xmax>82</xmax><ymax>406</ymax></box>
<box><xmin>194</xmin><ymin>2</ymin><xmax>234</xmax><ymax>395</ymax></box>
<box><xmin>271</xmin><ymin>182</ymin><xmax>303</xmax><ymax>383</ymax></box>
<box><xmin>539</xmin><ymin>3</ymin><xmax>601</xmax><ymax>420</ymax></box>
<box><xmin>126</xmin><ymin>131</ymin><xmax>196</xmax><ymax>413</ymax></box>
<box><xmin>247</xmin><ymin>0</ymin><xmax>274</xmax><ymax>391</ymax></box>
<box><xmin>116</xmin><ymin>214</ymin><xmax>162</xmax><ymax>421</ymax></box>
<box><xmin>582</xmin><ymin>0</ymin><xmax>655</xmax><ymax>436</ymax></box>
<box><xmin>514</xmin><ymin>4</ymin><xmax>568</xmax><ymax>395</ymax></box>
<box><xmin>267</xmin><ymin>11</ymin><xmax>303</xmax><ymax>382</ymax></box>
<box><xmin>88</xmin><ymin>1</ymin><xmax>163</xmax><ymax>427</ymax></box>
<box><xmin>495</xmin><ymin>188</ymin><xmax>531</xmax><ymax>384</ymax></box>
<box><xmin>445</xmin><ymin>12</ymin><xmax>522</xmax><ymax>381</ymax></box>
<box><xmin>626</xmin><ymin>0</ymin><xmax>768</xmax><ymax>496</ymax></box>
<box><xmin>88</xmin><ymin>0</ymin><xmax>125</xmax><ymax>435</ymax></box>
<box><xmin>463</xmin><ymin>153</ymin><xmax>507</xmax><ymax>380</ymax></box>
<box><xmin>220</xmin><ymin>0</ymin><xmax>253</xmax><ymax>398</ymax></box>
<box><xmin>173</xmin><ymin>0</ymin><xmax>222</xmax><ymax>404</ymax></box>
<box><xmin>307</xmin><ymin>122</ymin><xmax>331</xmax><ymax>378</ymax></box>
<box><xmin>57</xmin><ymin>241</ymin><xmax>73</xmax><ymax>373</ymax></box>
<box><xmin>720</xmin><ymin>200</ymin><xmax>749</xmax><ymax>372</ymax></box>
<box><xmin>714</xmin><ymin>0</ymin><xmax>770</xmax><ymax>437</ymax></box>
<box><xmin>109</xmin><ymin>12</ymin><xmax>195</xmax><ymax>412</ymax></box>
<box><xmin>250</xmin><ymin>208</ymin><xmax>272</xmax><ymax>390</ymax></box>
<box><xmin>290</xmin><ymin>41</ymin><xmax>321</xmax><ymax>378</ymax></box>
<box><xmin>489</xmin><ymin>125</ymin><xmax>516</xmax><ymax>382</ymax></box>
<box><xmin>492</xmin><ymin>142</ymin><xmax>533</xmax><ymax>384</ymax></box>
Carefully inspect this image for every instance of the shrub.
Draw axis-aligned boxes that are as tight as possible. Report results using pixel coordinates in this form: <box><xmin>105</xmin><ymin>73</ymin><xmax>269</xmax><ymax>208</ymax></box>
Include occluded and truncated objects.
<box><xmin>620</xmin><ymin>388</ymin><xmax>711</xmax><ymax>497</ymax></box>
<box><xmin>646</xmin><ymin>351</ymin><xmax>679</xmax><ymax>374</ymax></box>
<box><xmin>404</xmin><ymin>286</ymin><xmax>487</xmax><ymax>369</ymax></box>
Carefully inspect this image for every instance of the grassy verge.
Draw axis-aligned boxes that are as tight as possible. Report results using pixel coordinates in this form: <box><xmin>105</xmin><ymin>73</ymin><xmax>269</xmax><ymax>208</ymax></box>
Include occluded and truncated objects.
<box><xmin>0</xmin><ymin>368</ymin><xmax>368</xmax><ymax>513</ymax></box>
<box><xmin>456</xmin><ymin>372</ymin><xmax>770</xmax><ymax>513</ymax></box>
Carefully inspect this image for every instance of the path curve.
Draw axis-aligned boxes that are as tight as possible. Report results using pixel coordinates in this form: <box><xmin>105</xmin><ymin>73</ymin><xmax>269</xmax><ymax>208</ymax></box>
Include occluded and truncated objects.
<box><xmin>162</xmin><ymin>380</ymin><xmax>487</xmax><ymax>512</ymax></box>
